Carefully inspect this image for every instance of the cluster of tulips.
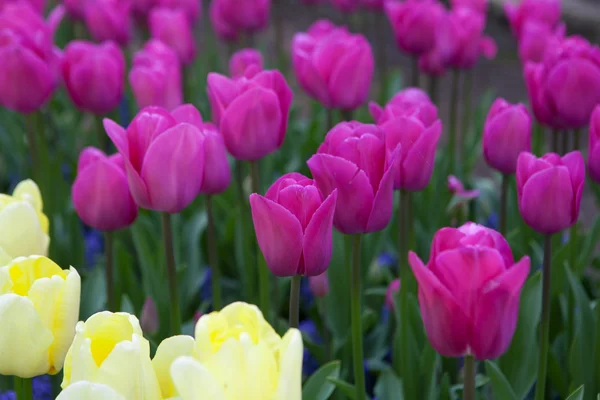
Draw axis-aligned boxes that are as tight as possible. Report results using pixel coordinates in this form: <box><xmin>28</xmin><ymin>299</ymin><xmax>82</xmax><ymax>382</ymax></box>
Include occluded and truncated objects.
<box><xmin>1</xmin><ymin>0</ymin><xmax>600</xmax><ymax>399</ymax></box>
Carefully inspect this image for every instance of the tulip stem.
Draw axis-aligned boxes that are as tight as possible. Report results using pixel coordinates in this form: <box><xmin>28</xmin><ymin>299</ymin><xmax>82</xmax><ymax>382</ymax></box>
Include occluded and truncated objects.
<box><xmin>162</xmin><ymin>213</ymin><xmax>181</xmax><ymax>335</ymax></box>
<box><xmin>251</xmin><ymin>161</ymin><xmax>270</xmax><ymax>318</ymax></box>
<box><xmin>428</xmin><ymin>75</ymin><xmax>438</xmax><ymax>105</ymax></box>
<box><xmin>532</xmin><ymin>122</ymin><xmax>544</xmax><ymax>156</ymax></box>
<box><xmin>500</xmin><ymin>174</ymin><xmax>509</xmax><ymax>236</ymax></box>
<box><xmin>342</xmin><ymin>110</ymin><xmax>354</xmax><ymax>121</ymax></box>
<box><xmin>350</xmin><ymin>234</ymin><xmax>366</xmax><ymax>400</ymax></box>
<box><xmin>561</xmin><ymin>131</ymin><xmax>568</xmax><ymax>155</ymax></box>
<box><xmin>535</xmin><ymin>234</ymin><xmax>553</xmax><ymax>400</ymax></box>
<box><xmin>463</xmin><ymin>354</ymin><xmax>476</xmax><ymax>400</ymax></box>
<box><xmin>573</xmin><ymin>128</ymin><xmax>580</xmax><ymax>150</ymax></box>
<box><xmin>24</xmin><ymin>113</ymin><xmax>41</xmax><ymax>185</ymax></box>
<box><xmin>551</xmin><ymin>129</ymin><xmax>559</xmax><ymax>153</ymax></box>
<box><xmin>411</xmin><ymin>56</ymin><xmax>419</xmax><ymax>88</ymax></box>
<box><xmin>105</xmin><ymin>232</ymin><xmax>115</xmax><ymax>312</ymax></box>
<box><xmin>14</xmin><ymin>377</ymin><xmax>32</xmax><ymax>400</ymax></box>
<box><xmin>235</xmin><ymin>161</ymin><xmax>253</xmax><ymax>301</ymax></box>
<box><xmin>326</xmin><ymin>108</ymin><xmax>334</xmax><ymax>131</ymax></box>
<box><xmin>206</xmin><ymin>195</ymin><xmax>222</xmax><ymax>310</ymax></box>
<box><xmin>289</xmin><ymin>275</ymin><xmax>301</xmax><ymax>328</ymax></box>
<box><xmin>448</xmin><ymin>69</ymin><xmax>460</xmax><ymax>173</ymax></box>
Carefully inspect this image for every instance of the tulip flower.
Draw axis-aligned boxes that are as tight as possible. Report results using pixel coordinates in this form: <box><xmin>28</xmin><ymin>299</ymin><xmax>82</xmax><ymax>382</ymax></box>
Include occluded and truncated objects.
<box><xmin>505</xmin><ymin>0</ymin><xmax>561</xmax><ymax>39</ymax></box>
<box><xmin>250</xmin><ymin>173</ymin><xmax>337</xmax><ymax>277</ymax></box>
<box><xmin>61</xmin><ymin>312</ymin><xmax>162</xmax><ymax>400</ymax></box>
<box><xmin>330</xmin><ymin>0</ymin><xmax>360</xmax><ymax>13</ymax></box>
<box><xmin>385</xmin><ymin>279</ymin><xmax>400</xmax><ymax>311</ymax></box>
<box><xmin>84</xmin><ymin>0</ymin><xmax>131</xmax><ymax>46</ymax></box>
<box><xmin>518</xmin><ymin>21</ymin><xmax>564</xmax><ymax>64</ymax></box>
<box><xmin>0</xmin><ymin>256</ymin><xmax>81</xmax><ymax>378</ymax></box>
<box><xmin>0</xmin><ymin>2</ymin><xmax>63</xmax><ymax>113</ymax></box>
<box><xmin>309</xmin><ymin>272</ymin><xmax>330</xmax><ymax>297</ymax></box>
<box><xmin>524</xmin><ymin>36</ymin><xmax>600</xmax><ymax>129</ymax></box>
<box><xmin>307</xmin><ymin>122</ymin><xmax>400</xmax><ymax>234</ymax></box>
<box><xmin>292</xmin><ymin>20</ymin><xmax>374</xmax><ymax>111</ymax></box>
<box><xmin>130</xmin><ymin>0</ymin><xmax>157</xmax><ymax>20</ymax></box>
<box><xmin>450</xmin><ymin>0</ymin><xmax>487</xmax><ymax>14</ymax></box>
<box><xmin>103</xmin><ymin>106</ymin><xmax>206</xmax><ymax>213</ymax></box>
<box><xmin>63</xmin><ymin>0</ymin><xmax>86</xmax><ymax>19</ymax></box>
<box><xmin>229</xmin><ymin>48</ymin><xmax>264</xmax><ymax>79</ymax></box>
<box><xmin>209</xmin><ymin>0</ymin><xmax>270</xmax><ymax>41</ymax></box>
<box><xmin>409</xmin><ymin>223</ymin><xmax>530</xmax><ymax>359</ymax></box>
<box><xmin>483</xmin><ymin>98</ymin><xmax>532</xmax><ymax>175</ymax></box>
<box><xmin>516</xmin><ymin>151</ymin><xmax>584</xmax><ymax>234</ymax></box>
<box><xmin>61</xmin><ymin>41</ymin><xmax>125</xmax><ymax>114</ymax></box>
<box><xmin>370</xmin><ymin>87</ymin><xmax>439</xmax><ymax>127</ymax></box>
<box><xmin>589</xmin><ymin>105</ymin><xmax>600</xmax><ymax>184</ymax></box>
<box><xmin>207</xmin><ymin>69</ymin><xmax>292</xmax><ymax>161</ymax></box>
<box><xmin>0</xmin><ymin>180</ymin><xmax>49</xmax><ymax>266</ymax></box>
<box><xmin>57</xmin><ymin>382</ymin><xmax>125</xmax><ymax>400</ymax></box>
<box><xmin>149</xmin><ymin>7</ymin><xmax>196</xmax><ymax>66</ymax></box>
<box><xmin>0</xmin><ymin>0</ymin><xmax>45</xmax><ymax>13</ymax></box>
<box><xmin>157</xmin><ymin>0</ymin><xmax>201</xmax><ymax>22</ymax></box>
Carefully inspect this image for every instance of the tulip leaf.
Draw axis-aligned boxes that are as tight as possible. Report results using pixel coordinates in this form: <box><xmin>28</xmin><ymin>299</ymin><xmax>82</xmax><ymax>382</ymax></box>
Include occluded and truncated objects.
<box><xmin>439</xmin><ymin>372</ymin><xmax>451</xmax><ymax>400</ymax></box>
<box><xmin>326</xmin><ymin>377</ymin><xmax>357</xmax><ymax>400</ymax></box>
<box><xmin>594</xmin><ymin>303</ymin><xmax>600</xmax><ymax>397</ymax></box>
<box><xmin>547</xmin><ymin>348</ymin><xmax>569</xmax><ymax>399</ymax></box>
<box><xmin>302</xmin><ymin>361</ymin><xmax>341</xmax><ymax>400</ymax></box>
<box><xmin>374</xmin><ymin>368</ymin><xmax>404</xmax><ymax>400</ymax></box>
<box><xmin>484</xmin><ymin>361</ymin><xmax>518</xmax><ymax>400</ymax></box>
<box><xmin>576</xmin><ymin>216</ymin><xmax>600</xmax><ymax>276</ymax></box>
<box><xmin>565</xmin><ymin>385</ymin><xmax>585</xmax><ymax>400</ymax></box>
<box><xmin>420</xmin><ymin>343</ymin><xmax>439</xmax><ymax>400</ymax></box>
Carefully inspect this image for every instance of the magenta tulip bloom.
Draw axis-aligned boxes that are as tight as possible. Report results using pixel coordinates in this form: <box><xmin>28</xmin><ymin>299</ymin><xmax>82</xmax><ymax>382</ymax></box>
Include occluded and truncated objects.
<box><xmin>63</xmin><ymin>0</ymin><xmax>86</xmax><ymax>19</ymax></box>
<box><xmin>385</xmin><ymin>279</ymin><xmax>400</xmax><ymax>311</ymax></box>
<box><xmin>307</xmin><ymin>122</ymin><xmax>400</xmax><ymax>234</ymax></box>
<box><xmin>409</xmin><ymin>223</ymin><xmax>530</xmax><ymax>359</ymax></box>
<box><xmin>72</xmin><ymin>147</ymin><xmax>138</xmax><ymax>231</ymax></box>
<box><xmin>61</xmin><ymin>41</ymin><xmax>125</xmax><ymax>114</ymax></box>
<box><xmin>518</xmin><ymin>21</ymin><xmax>564</xmax><ymax>64</ymax></box>
<box><xmin>250</xmin><ymin>173</ymin><xmax>337</xmax><ymax>277</ymax></box>
<box><xmin>330</xmin><ymin>0</ymin><xmax>360</xmax><ymax>13</ymax></box>
<box><xmin>149</xmin><ymin>7</ymin><xmax>196</xmax><ymax>66</ymax></box>
<box><xmin>103</xmin><ymin>106</ymin><xmax>206</xmax><ymax>213</ymax></box>
<box><xmin>448</xmin><ymin>175</ymin><xmax>480</xmax><ymax>201</ymax></box>
<box><xmin>157</xmin><ymin>0</ymin><xmax>201</xmax><ymax>22</ymax></box>
<box><xmin>130</xmin><ymin>0</ymin><xmax>157</xmax><ymax>20</ymax></box>
<box><xmin>505</xmin><ymin>0</ymin><xmax>561</xmax><ymax>39</ymax></box>
<box><xmin>516</xmin><ymin>151</ymin><xmax>585</xmax><ymax>234</ymax></box>
<box><xmin>361</xmin><ymin>0</ymin><xmax>384</xmax><ymax>11</ymax></box>
<box><xmin>0</xmin><ymin>0</ymin><xmax>45</xmax><ymax>13</ymax></box>
<box><xmin>229</xmin><ymin>48</ymin><xmax>263</xmax><ymax>79</ymax></box>
<box><xmin>0</xmin><ymin>2</ymin><xmax>63</xmax><ymax>113</ymax></box>
<box><xmin>483</xmin><ymin>98</ymin><xmax>532</xmax><ymax>175</ymax></box>
<box><xmin>209</xmin><ymin>0</ymin><xmax>270</xmax><ymax>41</ymax></box>
<box><xmin>292</xmin><ymin>20</ymin><xmax>374</xmax><ymax>111</ymax></box>
<box><xmin>384</xmin><ymin>0</ymin><xmax>444</xmax><ymax>57</ymax></box>
<box><xmin>589</xmin><ymin>106</ymin><xmax>600</xmax><ymax>184</ymax></box>
<box><xmin>369</xmin><ymin>87</ymin><xmax>439</xmax><ymax>127</ymax></box>
<box><xmin>309</xmin><ymin>272</ymin><xmax>330</xmax><ymax>297</ymax></box>
<box><xmin>207</xmin><ymin>69</ymin><xmax>292</xmax><ymax>161</ymax></box>
<box><xmin>450</xmin><ymin>0</ymin><xmax>487</xmax><ymax>14</ymax></box>
<box><xmin>85</xmin><ymin>0</ymin><xmax>131</xmax><ymax>46</ymax></box>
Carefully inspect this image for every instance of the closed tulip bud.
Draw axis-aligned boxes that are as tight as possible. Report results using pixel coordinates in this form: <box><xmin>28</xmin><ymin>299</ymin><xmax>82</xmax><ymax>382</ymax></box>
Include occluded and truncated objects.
<box><xmin>157</xmin><ymin>0</ymin><xmax>201</xmax><ymax>22</ymax></box>
<box><xmin>517</xmin><ymin>151</ymin><xmax>585</xmax><ymax>234</ymax></box>
<box><xmin>0</xmin><ymin>256</ymin><xmax>81</xmax><ymax>377</ymax></box>
<box><xmin>229</xmin><ymin>48</ymin><xmax>263</xmax><ymax>79</ymax></box>
<box><xmin>57</xmin><ymin>382</ymin><xmax>126</xmax><ymax>400</ymax></box>
<box><xmin>0</xmin><ymin>0</ymin><xmax>45</xmax><ymax>13</ymax></box>
<box><xmin>292</xmin><ymin>20</ymin><xmax>374</xmax><ymax>111</ymax></box>
<box><xmin>0</xmin><ymin>180</ymin><xmax>49</xmax><ymax>265</ymax></box>
<box><xmin>309</xmin><ymin>272</ymin><xmax>329</xmax><ymax>297</ymax></box>
<box><xmin>61</xmin><ymin>312</ymin><xmax>162</xmax><ymax>399</ymax></box>
<box><xmin>589</xmin><ymin>106</ymin><xmax>600</xmax><ymax>183</ymax></box>
<box><xmin>369</xmin><ymin>87</ymin><xmax>439</xmax><ymax>127</ymax></box>
<box><xmin>61</xmin><ymin>41</ymin><xmax>125</xmax><ymax>114</ymax></box>
<box><xmin>149</xmin><ymin>7</ymin><xmax>196</xmax><ymax>66</ymax></box>
<box><xmin>504</xmin><ymin>0</ymin><xmax>561</xmax><ymax>38</ymax></box>
<box><xmin>84</xmin><ymin>0</ymin><xmax>132</xmax><ymax>46</ymax></box>
<box><xmin>330</xmin><ymin>0</ymin><xmax>360</xmax><ymax>13</ymax></box>
<box><xmin>409</xmin><ymin>223</ymin><xmax>530</xmax><ymax>359</ymax></box>
<box><xmin>385</xmin><ymin>279</ymin><xmax>400</xmax><ymax>311</ymax></box>
<box><xmin>250</xmin><ymin>173</ymin><xmax>337</xmax><ymax>277</ymax></box>
<box><xmin>518</xmin><ymin>21</ymin><xmax>564</xmax><ymax>64</ymax></box>
<box><xmin>103</xmin><ymin>106</ymin><xmax>206</xmax><ymax>213</ymax></box>
<box><xmin>483</xmin><ymin>98</ymin><xmax>532</xmax><ymax>175</ymax></box>
<box><xmin>307</xmin><ymin>122</ymin><xmax>400</xmax><ymax>234</ymax></box>
<box><xmin>0</xmin><ymin>2</ymin><xmax>62</xmax><ymax>113</ymax></box>
<box><xmin>207</xmin><ymin>69</ymin><xmax>292</xmax><ymax>161</ymax></box>
<box><xmin>140</xmin><ymin>296</ymin><xmax>159</xmax><ymax>335</ymax></box>
<box><xmin>209</xmin><ymin>0</ymin><xmax>270</xmax><ymax>40</ymax></box>
<box><xmin>130</xmin><ymin>39</ymin><xmax>182</xmax><ymax>111</ymax></box>
<box><xmin>72</xmin><ymin>147</ymin><xmax>138</xmax><ymax>231</ymax></box>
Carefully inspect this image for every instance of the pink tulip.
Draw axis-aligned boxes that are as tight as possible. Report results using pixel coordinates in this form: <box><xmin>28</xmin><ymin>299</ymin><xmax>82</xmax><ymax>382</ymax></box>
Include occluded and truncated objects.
<box><xmin>103</xmin><ymin>106</ymin><xmax>206</xmax><ymax>213</ymax></box>
<box><xmin>61</xmin><ymin>40</ymin><xmax>125</xmax><ymax>114</ymax></box>
<box><xmin>589</xmin><ymin>106</ymin><xmax>600</xmax><ymax>184</ymax></box>
<box><xmin>518</xmin><ymin>21</ymin><xmax>564</xmax><ymax>64</ymax></box>
<box><xmin>448</xmin><ymin>175</ymin><xmax>480</xmax><ymax>200</ymax></box>
<box><xmin>140</xmin><ymin>296</ymin><xmax>159</xmax><ymax>335</ymax></box>
<box><xmin>307</xmin><ymin>122</ymin><xmax>400</xmax><ymax>234</ymax></box>
<box><xmin>250</xmin><ymin>173</ymin><xmax>337</xmax><ymax>277</ymax></box>
<box><xmin>130</xmin><ymin>0</ymin><xmax>157</xmax><ymax>20</ymax></box>
<box><xmin>309</xmin><ymin>272</ymin><xmax>330</xmax><ymax>297</ymax></box>
<box><xmin>0</xmin><ymin>2</ymin><xmax>63</xmax><ymax>113</ymax></box>
<box><xmin>361</xmin><ymin>0</ymin><xmax>384</xmax><ymax>11</ymax></box>
<box><xmin>149</xmin><ymin>7</ymin><xmax>196</xmax><ymax>66</ymax></box>
<box><xmin>483</xmin><ymin>98</ymin><xmax>532</xmax><ymax>175</ymax></box>
<box><xmin>207</xmin><ymin>69</ymin><xmax>293</xmax><ymax>161</ymax></box>
<box><xmin>330</xmin><ymin>0</ymin><xmax>360</xmax><ymax>13</ymax></box>
<box><xmin>292</xmin><ymin>20</ymin><xmax>374</xmax><ymax>111</ymax></box>
<box><xmin>72</xmin><ymin>147</ymin><xmax>138</xmax><ymax>231</ymax></box>
<box><xmin>62</xmin><ymin>0</ymin><xmax>88</xmax><ymax>19</ymax></box>
<box><xmin>524</xmin><ymin>36</ymin><xmax>600</xmax><ymax>129</ymax></box>
<box><xmin>505</xmin><ymin>0</ymin><xmax>561</xmax><ymax>39</ymax></box>
<box><xmin>385</xmin><ymin>279</ymin><xmax>400</xmax><ymax>311</ymax></box>
<box><xmin>129</xmin><ymin>39</ymin><xmax>183</xmax><ymax>111</ymax></box>
<box><xmin>419</xmin><ymin>45</ymin><xmax>448</xmax><ymax>77</ymax></box>
<box><xmin>384</xmin><ymin>0</ymin><xmax>444</xmax><ymax>57</ymax></box>
<box><xmin>229</xmin><ymin>48</ymin><xmax>263</xmax><ymax>79</ymax></box>
<box><xmin>84</xmin><ymin>0</ymin><xmax>131</xmax><ymax>46</ymax></box>
<box><xmin>209</xmin><ymin>0</ymin><xmax>270</xmax><ymax>41</ymax></box>
<box><xmin>451</xmin><ymin>0</ymin><xmax>487</xmax><ymax>14</ymax></box>
<box><xmin>409</xmin><ymin>223</ymin><xmax>530</xmax><ymax>359</ymax></box>
<box><xmin>0</xmin><ymin>0</ymin><xmax>45</xmax><ymax>13</ymax></box>
<box><xmin>516</xmin><ymin>151</ymin><xmax>585</xmax><ymax>234</ymax></box>
<box><xmin>157</xmin><ymin>0</ymin><xmax>201</xmax><ymax>22</ymax></box>
<box><xmin>369</xmin><ymin>87</ymin><xmax>439</xmax><ymax>127</ymax></box>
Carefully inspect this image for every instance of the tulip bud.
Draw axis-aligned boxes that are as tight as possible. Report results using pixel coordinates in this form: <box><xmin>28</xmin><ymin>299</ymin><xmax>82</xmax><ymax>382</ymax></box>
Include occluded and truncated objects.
<box><xmin>385</xmin><ymin>279</ymin><xmax>400</xmax><ymax>311</ymax></box>
<box><xmin>140</xmin><ymin>296</ymin><xmax>159</xmax><ymax>335</ymax></box>
<box><xmin>516</xmin><ymin>151</ymin><xmax>585</xmax><ymax>234</ymax></box>
<box><xmin>84</xmin><ymin>0</ymin><xmax>132</xmax><ymax>46</ymax></box>
<box><xmin>229</xmin><ymin>48</ymin><xmax>263</xmax><ymax>79</ymax></box>
<box><xmin>149</xmin><ymin>7</ymin><xmax>196</xmax><ymax>66</ymax></box>
<box><xmin>504</xmin><ymin>0</ymin><xmax>561</xmax><ymax>38</ymax></box>
<box><xmin>309</xmin><ymin>272</ymin><xmax>329</xmax><ymax>297</ymax></box>
<box><xmin>447</xmin><ymin>175</ymin><xmax>480</xmax><ymax>201</ymax></box>
<box><xmin>370</xmin><ymin>87</ymin><xmax>438</xmax><ymax>127</ymax></box>
<box><xmin>209</xmin><ymin>0</ymin><xmax>270</xmax><ymax>41</ymax></box>
<box><xmin>157</xmin><ymin>0</ymin><xmax>201</xmax><ymax>22</ymax></box>
<box><xmin>518</xmin><ymin>21</ymin><xmax>564</xmax><ymax>64</ymax></box>
<box><xmin>72</xmin><ymin>147</ymin><xmax>138</xmax><ymax>231</ymax></box>
<box><xmin>483</xmin><ymin>98</ymin><xmax>532</xmax><ymax>175</ymax></box>
<box><xmin>0</xmin><ymin>256</ymin><xmax>80</xmax><ymax>377</ymax></box>
<box><xmin>251</xmin><ymin>173</ymin><xmax>337</xmax><ymax>277</ymax></box>
<box><xmin>589</xmin><ymin>105</ymin><xmax>600</xmax><ymax>184</ymax></box>
<box><xmin>409</xmin><ymin>223</ymin><xmax>530</xmax><ymax>359</ymax></box>
<box><xmin>63</xmin><ymin>0</ymin><xmax>86</xmax><ymax>19</ymax></box>
<box><xmin>61</xmin><ymin>41</ymin><xmax>125</xmax><ymax>114</ymax></box>
<box><xmin>207</xmin><ymin>69</ymin><xmax>292</xmax><ymax>161</ymax></box>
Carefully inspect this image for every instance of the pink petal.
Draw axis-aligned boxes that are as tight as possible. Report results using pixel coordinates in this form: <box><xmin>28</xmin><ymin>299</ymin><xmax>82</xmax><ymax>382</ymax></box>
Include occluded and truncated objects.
<box><xmin>366</xmin><ymin>145</ymin><xmax>399</xmax><ymax>233</ymax></box>
<box><xmin>206</xmin><ymin>72</ymin><xmax>239</xmax><ymax>126</ymax></box>
<box><xmin>103</xmin><ymin>118</ymin><xmax>128</xmax><ymax>156</ymax></box>
<box><xmin>401</xmin><ymin>120</ymin><xmax>442</xmax><ymax>191</ymax></box>
<box><xmin>562</xmin><ymin>151</ymin><xmax>585</xmax><ymax>223</ymax></box>
<box><xmin>77</xmin><ymin>147</ymin><xmax>107</xmax><ymax>173</ymax></box>
<box><xmin>251</xmin><ymin>70</ymin><xmax>293</xmax><ymax>145</ymax></box>
<box><xmin>369</xmin><ymin>101</ymin><xmax>383</xmax><ymax>123</ymax></box>
<box><xmin>302</xmin><ymin>190</ymin><xmax>337</xmax><ymax>276</ymax></box>
<box><xmin>277</xmin><ymin>185</ymin><xmax>322</xmax><ymax>231</ymax></box>
<box><xmin>171</xmin><ymin>104</ymin><xmax>203</xmax><ymax>129</ymax></box>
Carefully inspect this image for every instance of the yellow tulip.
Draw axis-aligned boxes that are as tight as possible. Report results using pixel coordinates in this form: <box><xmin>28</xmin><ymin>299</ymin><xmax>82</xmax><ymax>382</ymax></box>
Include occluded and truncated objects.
<box><xmin>0</xmin><ymin>256</ymin><xmax>80</xmax><ymax>378</ymax></box>
<box><xmin>56</xmin><ymin>381</ymin><xmax>126</xmax><ymax>400</ymax></box>
<box><xmin>0</xmin><ymin>180</ymin><xmax>49</xmax><ymax>266</ymax></box>
<box><xmin>61</xmin><ymin>311</ymin><xmax>162</xmax><ymax>400</ymax></box>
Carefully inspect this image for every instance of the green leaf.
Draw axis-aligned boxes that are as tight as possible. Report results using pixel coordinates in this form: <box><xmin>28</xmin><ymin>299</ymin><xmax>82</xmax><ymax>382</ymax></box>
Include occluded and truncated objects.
<box><xmin>485</xmin><ymin>361</ymin><xmax>518</xmax><ymax>400</ymax></box>
<box><xmin>326</xmin><ymin>377</ymin><xmax>357</xmax><ymax>400</ymax></box>
<box><xmin>439</xmin><ymin>373</ymin><xmax>451</xmax><ymax>400</ymax></box>
<box><xmin>565</xmin><ymin>386</ymin><xmax>585</xmax><ymax>400</ymax></box>
<box><xmin>594</xmin><ymin>302</ymin><xmax>600</xmax><ymax>397</ymax></box>
<box><xmin>302</xmin><ymin>361</ymin><xmax>341</xmax><ymax>400</ymax></box>
<box><xmin>374</xmin><ymin>368</ymin><xmax>404</xmax><ymax>400</ymax></box>
<box><xmin>547</xmin><ymin>348</ymin><xmax>569</xmax><ymax>399</ymax></box>
<box><xmin>577</xmin><ymin>216</ymin><xmax>600</xmax><ymax>276</ymax></box>
<box><xmin>420</xmin><ymin>344</ymin><xmax>439</xmax><ymax>400</ymax></box>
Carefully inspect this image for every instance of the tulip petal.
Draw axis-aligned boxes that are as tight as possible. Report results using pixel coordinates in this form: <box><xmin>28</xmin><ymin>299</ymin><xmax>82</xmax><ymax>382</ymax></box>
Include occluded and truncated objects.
<box><xmin>328</xmin><ymin>40</ymin><xmax>374</xmax><ymax>110</ymax></box>
<box><xmin>273</xmin><ymin>329</ymin><xmax>303</xmax><ymax>400</ymax></box>
<box><xmin>366</xmin><ymin>146</ymin><xmax>399</xmax><ymax>233</ymax></box>
<box><xmin>252</xmin><ymin>70</ymin><xmax>293</xmax><ymax>145</ymax></box>
<box><xmin>562</xmin><ymin>151</ymin><xmax>585</xmax><ymax>222</ymax></box>
<box><xmin>152</xmin><ymin>335</ymin><xmax>196</xmax><ymax>398</ymax></box>
<box><xmin>402</xmin><ymin>120</ymin><xmax>442</xmax><ymax>191</ymax></box>
<box><xmin>57</xmin><ymin>381</ymin><xmax>126</xmax><ymax>400</ymax></box>
<box><xmin>471</xmin><ymin>256</ymin><xmax>530</xmax><ymax>359</ymax></box>
<box><xmin>103</xmin><ymin>119</ymin><xmax>128</xmax><ymax>157</ymax></box>
<box><xmin>292</xmin><ymin>50</ymin><xmax>331</xmax><ymax>107</ymax></box>
<box><xmin>368</xmin><ymin>101</ymin><xmax>383</xmax><ymax>123</ymax></box>
<box><xmin>302</xmin><ymin>190</ymin><xmax>337</xmax><ymax>276</ymax></box>
<box><xmin>77</xmin><ymin>147</ymin><xmax>107</xmax><ymax>173</ymax></box>
<box><xmin>207</xmin><ymin>72</ymin><xmax>239</xmax><ymax>126</ymax></box>
<box><xmin>249</xmin><ymin>194</ymin><xmax>303</xmax><ymax>277</ymax></box>
<box><xmin>170</xmin><ymin>356</ymin><xmax>226</xmax><ymax>400</ymax></box>
<box><xmin>429</xmin><ymin>227</ymin><xmax>464</xmax><ymax>264</ymax></box>
<box><xmin>0</xmin><ymin>202</ymin><xmax>48</xmax><ymax>260</ymax></box>
<box><xmin>171</xmin><ymin>104</ymin><xmax>203</xmax><ymax>129</ymax></box>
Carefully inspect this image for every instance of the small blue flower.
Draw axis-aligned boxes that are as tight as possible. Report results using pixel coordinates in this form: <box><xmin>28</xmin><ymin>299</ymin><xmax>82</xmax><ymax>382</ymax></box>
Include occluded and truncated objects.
<box><xmin>199</xmin><ymin>267</ymin><xmax>212</xmax><ymax>303</ymax></box>
<box><xmin>486</xmin><ymin>212</ymin><xmax>499</xmax><ymax>231</ymax></box>
<box><xmin>300</xmin><ymin>278</ymin><xmax>314</xmax><ymax>307</ymax></box>
<box><xmin>61</xmin><ymin>163</ymin><xmax>72</xmax><ymax>182</ymax></box>
<box><xmin>300</xmin><ymin>320</ymin><xmax>322</xmax><ymax>377</ymax></box>
<box><xmin>364</xmin><ymin>360</ymin><xmax>377</xmax><ymax>397</ymax></box>
<box><xmin>84</xmin><ymin>228</ymin><xmax>104</xmax><ymax>269</ymax></box>
<box><xmin>377</xmin><ymin>252</ymin><xmax>396</xmax><ymax>267</ymax></box>
<box><xmin>0</xmin><ymin>391</ymin><xmax>16</xmax><ymax>400</ymax></box>
<box><xmin>118</xmin><ymin>97</ymin><xmax>131</xmax><ymax>127</ymax></box>
<box><xmin>33</xmin><ymin>375</ymin><xmax>53</xmax><ymax>400</ymax></box>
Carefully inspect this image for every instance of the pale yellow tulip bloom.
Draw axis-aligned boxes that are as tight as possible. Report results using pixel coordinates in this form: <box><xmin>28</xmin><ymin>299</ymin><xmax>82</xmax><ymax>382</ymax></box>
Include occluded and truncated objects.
<box><xmin>56</xmin><ymin>381</ymin><xmax>126</xmax><ymax>400</ymax></box>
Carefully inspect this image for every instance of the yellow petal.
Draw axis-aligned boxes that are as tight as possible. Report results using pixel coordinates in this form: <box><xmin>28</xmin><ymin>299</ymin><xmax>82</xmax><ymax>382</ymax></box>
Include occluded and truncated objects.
<box><xmin>171</xmin><ymin>356</ymin><xmax>226</xmax><ymax>400</ymax></box>
<box><xmin>56</xmin><ymin>381</ymin><xmax>126</xmax><ymax>400</ymax></box>
<box><xmin>12</xmin><ymin>179</ymin><xmax>43</xmax><ymax>212</ymax></box>
<box><xmin>203</xmin><ymin>338</ymin><xmax>246</xmax><ymax>399</ymax></box>
<box><xmin>273</xmin><ymin>329</ymin><xmax>303</xmax><ymax>400</ymax></box>
<box><xmin>153</xmin><ymin>335</ymin><xmax>196</xmax><ymax>398</ymax></box>
<box><xmin>0</xmin><ymin>203</ymin><xmax>49</xmax><ymax>261</ymax></box>
<box><xmin>243</xmin><ymin>336</ymin><xmax>278</xmax><ymax>398</ymax></box>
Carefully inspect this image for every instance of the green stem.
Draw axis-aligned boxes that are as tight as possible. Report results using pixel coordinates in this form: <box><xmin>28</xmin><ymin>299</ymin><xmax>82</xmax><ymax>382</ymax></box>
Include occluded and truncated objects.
<box><xmin>552</xmin><ymin>129</ymin><xmax>559</xmax><ymax>153</ymax></box>
<box><xmin>532</xmin><ymin>122</ymin><xmax>544</xmax><ymax>156</ymax></box>
<box><xmin>573</xmin><ymin>128</ymin><xmax>580</xmax><ymax>150</ymax></box>
<box><xmin>561</xmin><ymin>131</ymin><xmax>569</xmax><ymax>155</ymax></box>
<box><xmin>463</xmin><ymin>355</ymin><xmax>476</xmax><ymax>400</ymax></box>
<box><xmin>534</xmin><ymin>234</ymin><xmax>553</xmax><ymax>400</ymax></box>
<box><xmin>25</xmin><ymin>113</ymin><xmax>40</xmax><ymax>184</ymax></box>
<box><xmin>251</xmin><ymin>161</ymin><xmax>270</xmax><ymax>317</ymax></box>
<box><xmin>14</xmin><ymin>377</ymin><xmax>32</xmax><ymax>400</ymax></box>
<box><xmin>350</xmin><ymin>234</ymin><xmax>366</xmax><ymax>400</ymax></box>
<box><xmin>289</xmin><ymin>275</ymin><xmax>301</xmax><ymax>328</ymax></box>
<box><xmin>318</xmin><ymin>298</ymin><xmax>332</xmax><ymax>360</ymax></box>
<box><xmin>235</xmin><ymin>161</ymin><xmax>254</xmax><ymax>301</ymax></box>
<box><xmin>411</xmin><ymin>56</ymin><xmax>420</xmax><ymax>88</ymax></box>
<box><xmin>206</xmin><ymin>195</ymin><xmax>222</xmax><ymax>310</ymax></box>
<box><xmin>428</xmin><ymin>75</ymin><xmax>438</xmax><ymax>105</ymax></box>
<box><xmin>462</xmin><ymin>70</ymin><xmax>473</xmax><ymax>134</ymax></box>
<box><xmin>105</xmin><ymin>232</ymin><xmax>114</xmax><ymax>312</ymax></box>
<box><xmin>500</xmin><ymin>174</ymin><xmax>509</xmax><ymax>236</ymax></box>
<box><xmin>326</xmin><ymin>108</ymin><xmax>334</xmax><ymax>131</ymax></box>
<box><xmin>448</xmin><ymin>69</ymin><xmax>460</xmax><ymax>173</ymax></box>
<box><xmin>342</xmin><ymin>109</ymin><xmax>354</xmax><ymax>121</ymax></box>
<box><xmin>162</xmin><ymin>213</ymin><xmax>181</xmax><ymax>334</ymax></box>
